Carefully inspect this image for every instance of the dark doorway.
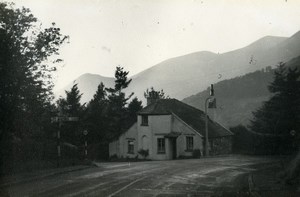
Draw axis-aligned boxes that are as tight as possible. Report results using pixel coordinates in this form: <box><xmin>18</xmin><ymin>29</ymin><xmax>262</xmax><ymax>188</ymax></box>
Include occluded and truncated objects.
<box><xmin>171</xmin><ymin>138</ymin><xmax>177</xmax><ymax>159</ymax></box>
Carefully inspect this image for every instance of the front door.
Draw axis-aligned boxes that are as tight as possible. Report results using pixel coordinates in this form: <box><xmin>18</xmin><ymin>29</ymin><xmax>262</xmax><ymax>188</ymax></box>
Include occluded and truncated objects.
<box><xmin>171</xmin><ymin>138</ymin><xmax>177</xmax><ymax>159</ymax></box>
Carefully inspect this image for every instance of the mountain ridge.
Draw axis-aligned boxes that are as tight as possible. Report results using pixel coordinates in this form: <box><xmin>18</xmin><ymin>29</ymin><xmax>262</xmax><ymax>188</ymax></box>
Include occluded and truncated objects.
<box><xmin>55</xmin><ymin>31</ymin><xmax>300</xmax><ymax>105</ymax></box>
<box><xmin>182</xmin><ymin>55</ymin><xmax>300</xmax><ymax>128</ymax></box>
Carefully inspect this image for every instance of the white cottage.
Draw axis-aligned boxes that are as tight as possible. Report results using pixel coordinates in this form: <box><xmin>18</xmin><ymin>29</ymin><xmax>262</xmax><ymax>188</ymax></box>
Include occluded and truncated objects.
<box><xmin>109</xmin><ymin>98</ymin><xmax>233</xmax><ymax>160</ymax></box>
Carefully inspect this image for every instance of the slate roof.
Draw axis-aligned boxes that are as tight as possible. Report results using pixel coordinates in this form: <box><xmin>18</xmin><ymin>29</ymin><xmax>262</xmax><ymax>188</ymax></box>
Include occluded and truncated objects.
<box><xmin>138</xmin><ymin>99</ymin><xmax>233</xmax><ymax>138</ymax></box>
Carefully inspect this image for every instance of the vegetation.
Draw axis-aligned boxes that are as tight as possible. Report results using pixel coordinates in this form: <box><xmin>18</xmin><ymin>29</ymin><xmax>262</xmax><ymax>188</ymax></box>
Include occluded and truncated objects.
<box><xmin>183</xmin><ymin>67</ymin><xmax>275</xmax><ymax>127</ymax></box>
<box><xmin>231</xmin><ymin>63</ymin><xmax>300</xmax><ymax>155</ymax></box>
<box><xmin>138</xmin><ymin>149</ymin><xmax>149</xmax><ymax>159</ymax></box>
<box><xmin>249</xmin><ymin>63</ymin><xmax>300</xmax><ymax>154</ymax></box>
<box><xmin>83</xmin><ymin>67</ymin><xmax>143</xmax><ymax>160</ymax></box>
<box><xmin>0</xmin><ymin>2</ymin><xmax>68</xmax><ymax>174</ymax></box>
<box><xmin>0</xmin><ymin>2</ymin><xmax>143</xmax><ymax>173</ymax></box>
<box><xmin>144</xmin><ymin>87</ymin><xmax>168</xmax><ymax>99</ymax></box>
<box><xmin>57</xmin><ymin>84</ymin><xmax>85</xmax><ymax>147</ymax></box>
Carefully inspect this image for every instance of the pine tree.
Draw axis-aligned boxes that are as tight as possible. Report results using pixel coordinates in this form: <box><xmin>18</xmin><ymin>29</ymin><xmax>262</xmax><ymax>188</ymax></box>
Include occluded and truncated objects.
<box><xmin>106</xmin><ymin>67</ymin><xmax>133</xmax><ymax>140</ymax></box>
<box><xmin>85</xmin><ymin>83</ymin><xmax>108</xmax><ymax>142</ymax></box>
<box><xmin>250</xmin><ymin>63</ymin><xmax>300</xmax><ymax>153</ymax></box>
<box><xmin>127</xmin><ymin>97</ymin><xmax>143</xmax><ymax>128</ymax></box>
<box><xmin>57</xmin><ymin>83</ymin><xmax>84</xmax><ymax>146</ymax></box>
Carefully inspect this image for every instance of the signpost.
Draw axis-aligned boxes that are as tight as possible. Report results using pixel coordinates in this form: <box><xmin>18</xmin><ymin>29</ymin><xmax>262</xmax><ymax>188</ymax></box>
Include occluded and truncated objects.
<box><xmin>51</xmin><ymin>113</ymin><xmax>78</xmax><ymax>167</ymax></box>
<box><xmin>204</xmin><ymin>84</ymin><xmax>217</xmax><ymax>157</ymax></box>
<box><xmin>83</xmin><ymin>130</ymin><xmax>88</xmax><ymax>160</ymax></box>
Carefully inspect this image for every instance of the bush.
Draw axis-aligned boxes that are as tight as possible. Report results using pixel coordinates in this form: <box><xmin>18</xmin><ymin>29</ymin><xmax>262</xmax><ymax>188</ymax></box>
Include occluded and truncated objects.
<box><xmin>193</xmin><ymin>149</ymin><xmax>201</xmax><ymax>158</ymax></box>
<box><xmin>109</xmin><ymin>154</ymin><xmax>118</xmax><ymax>161</ymax></box>
<box><xmin>138</xmin><ymin>149</ymin><xmax>149</xmax><ymax>159</ymax></box>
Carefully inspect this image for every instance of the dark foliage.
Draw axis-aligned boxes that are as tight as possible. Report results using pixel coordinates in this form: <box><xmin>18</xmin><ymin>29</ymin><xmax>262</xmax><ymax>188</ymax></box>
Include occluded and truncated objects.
<box><xmin>84</xmin><ymin>82</ymin><xmax>109</xmax><ymax>159</ymax></box>
<box><xmin>249</xmin><ymin>63</ymin><xmax>300</xmax><ymax>154</ymax></box>
<box><xmin>183</xmin><ymin>67</ymin><xmax>275</xmax><ymax>127</ymax></box>
<box><xmin>105</xmin><ymin>67</ymin><xmax>134</xmax><ymax>140</ymax></box>
<box><xmin>0</xmin><ymin>2</ymin><xmax>67</xmax><ymax>174</ymax></box>
<box><xmin>57</xmin><ymin>83</ymin><xmax>85</xmax><ymax>147</ymax></box>
<box><xmin>138</xmin><ymin>149</ymin><xmax>149</xmax><ymax>159</ymax></box>
<box><xmin>127</xmin><ymin>97</ymin><xmax>143</xmax><ymax>128</ymax></box>
<box><xmin>230</xmin><ymin>125</ymin><xmax>255</xmax><ymax>154</ymax></box>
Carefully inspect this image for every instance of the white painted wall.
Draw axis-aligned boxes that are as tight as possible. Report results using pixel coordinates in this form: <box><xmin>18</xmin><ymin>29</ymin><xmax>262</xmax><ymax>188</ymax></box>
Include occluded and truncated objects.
<box><xmin>172</xmin><ymin>115</ymin><xmax>203</xmax><ymax>157</ymax></box>
<box><xmin>137</xmin><ymin>115</ymin><xmax>172</xmax><ymax>160</ymax></box>
<box><xmin>109</xmin><ymin>123</ymin><xmax>138</xmax><ymax>158</ymax></box>
<box><xmin>109</xmin><ymin>114</ymin><xmax>205</xmax><ymax>160</ymax></box>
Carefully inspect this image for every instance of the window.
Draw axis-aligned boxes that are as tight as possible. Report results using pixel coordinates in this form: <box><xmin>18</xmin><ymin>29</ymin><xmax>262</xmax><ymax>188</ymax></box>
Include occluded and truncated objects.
<box><xmin>157</xmin><ymin>138</ymin><xmax>165</xmax><ymax>154</ymax></box>
<box><xmin>186</xmin><ymin>136</ymin><xmax>194</xmax><ymax>151</ymax></box>
<box><xmin>128</xmin><ymin>140</ymin><xmax>134</xmax><ymax>154</ymax></box>
<box><xmin>141</xmin><ymin>115</ymin><xmax>148</xmax><ymax>126</ymax></box>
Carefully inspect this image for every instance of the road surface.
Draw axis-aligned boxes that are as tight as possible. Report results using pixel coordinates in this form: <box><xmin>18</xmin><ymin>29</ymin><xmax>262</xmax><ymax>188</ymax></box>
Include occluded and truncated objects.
<box><xmin>0</xmin><ymin>155</ymin><xmax>292</xmax><ymax>196</ymax></box>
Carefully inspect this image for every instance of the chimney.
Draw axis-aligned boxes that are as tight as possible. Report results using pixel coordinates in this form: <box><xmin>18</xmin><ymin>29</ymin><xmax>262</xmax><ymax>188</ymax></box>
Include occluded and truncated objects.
<box><xmin>146</xmin><ymin>90</ymin><xmax>159</xmax><ymax>106</ymax></box>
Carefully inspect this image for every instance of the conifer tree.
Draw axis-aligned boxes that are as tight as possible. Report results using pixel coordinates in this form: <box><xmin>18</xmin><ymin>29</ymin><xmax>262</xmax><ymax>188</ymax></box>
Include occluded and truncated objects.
<box><xmin>127</xmin><ymin>97</ymin><xmax>143</xmax><ymax>128</ymax></box>
<box><xmin>85</xmin><ymin>83</ymin><xmax>108</xmax><ymax>142</ymax></box>
<box><xmin>106</xmin><ymin>67</ymin><xmax>133</xmax><ymax>140</ymax></box>
<box><xmin>84</xmin><ymin>82</ymin><xmax>109</xmax><ymax>159</ymax></box>
<box><xmin>250</xmin><ymin>63</ymin><xmax>300</xmax><ymax>153</ymax></box>
<box><xmin>57</xmin><ymin>83</ymin><xmax>84</xmax><ymax>146</ymax></box>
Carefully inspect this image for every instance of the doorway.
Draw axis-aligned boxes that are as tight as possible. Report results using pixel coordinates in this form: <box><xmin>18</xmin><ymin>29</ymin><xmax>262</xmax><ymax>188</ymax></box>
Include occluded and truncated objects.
<box><xmin>171</xmin><ymin>138</ymin><xmax>177</xmax><ymax>159</ymax></box>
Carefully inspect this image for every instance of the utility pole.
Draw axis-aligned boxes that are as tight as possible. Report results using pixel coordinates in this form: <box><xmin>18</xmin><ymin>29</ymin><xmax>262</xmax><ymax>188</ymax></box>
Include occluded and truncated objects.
<box><xmin>204</xmin><ymin>84</ymin><xmax>216</xmax><ymax>156</ymax></box>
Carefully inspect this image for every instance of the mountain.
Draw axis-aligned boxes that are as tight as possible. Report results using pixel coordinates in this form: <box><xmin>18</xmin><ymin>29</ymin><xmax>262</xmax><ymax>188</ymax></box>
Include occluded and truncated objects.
<box><xmin>126</xmin><ymin>31</ymin><xmax>300</xmax><ymax>103</ymax></box>
<box><xmin>55</xmin><ymin>73</ymin><xmax>114</xmax><ymax>104</ymax></box>
<box><xmin>182</xmin><ymin>56</ymin><xmax>300</xmax><ymax>128</ymax></box>
<box><xmin>56</xmin><ymin>31</ymin><xmax>300</xmax><ymax>105</ymax></box>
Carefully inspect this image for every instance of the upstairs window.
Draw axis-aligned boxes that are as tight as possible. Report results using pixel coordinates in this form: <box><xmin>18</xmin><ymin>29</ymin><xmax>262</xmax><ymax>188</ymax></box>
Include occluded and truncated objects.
<box><xmin>157</xmin><ymin>138</ymin><xmax>165</xmax><ymax>154</ymax></box>
<box><xmin>141</xmin><ymin>115</ymin><xmax>148</xmax><ymax>126</ymax></box>
<box><xmin>128</xmin><ymin>140</ymin><xmax>134</xmax><ymax>154</ymax></box>
<box><xmin>186</xmin><ymin>136</ymin><xmax>194</xmax><ymax>151</ymax></box>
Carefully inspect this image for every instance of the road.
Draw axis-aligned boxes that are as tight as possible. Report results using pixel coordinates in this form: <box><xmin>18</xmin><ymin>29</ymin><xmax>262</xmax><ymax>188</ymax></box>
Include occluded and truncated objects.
<box><xmin>0</xmin><ymin>155</ymin><xmax>289</xmax><ymax>196</ymax></box>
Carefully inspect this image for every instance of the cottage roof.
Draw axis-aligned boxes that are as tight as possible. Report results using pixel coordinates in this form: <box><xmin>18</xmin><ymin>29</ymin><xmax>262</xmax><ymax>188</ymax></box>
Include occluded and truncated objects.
<box><xmin>138</xmin><ymin>99</ymin><xmax>233</xmax><ymax>138</ymax></box>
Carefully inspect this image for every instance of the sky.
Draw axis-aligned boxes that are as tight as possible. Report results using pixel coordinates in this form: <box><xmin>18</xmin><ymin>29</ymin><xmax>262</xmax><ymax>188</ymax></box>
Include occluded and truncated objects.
<box><xmin>11</xmin><ymin>0</ymin><xmax>300</xmax><ymax>91</ymax></box>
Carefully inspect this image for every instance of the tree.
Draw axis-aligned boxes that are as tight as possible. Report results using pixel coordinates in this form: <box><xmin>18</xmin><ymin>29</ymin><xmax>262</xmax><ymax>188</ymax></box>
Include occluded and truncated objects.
<box><xmin>127</xmin><ymin>97</ymin><xmax>143</xmax><ymax>128</ymax></box>
<box><xmin>144</xmin><ymin>87</ymin><xmax>169</xmax><ymax>99</ymax></box>
<box><xmin>84</xmin><ymin>83</ymin><xmax>109</xmax><ymax>159</ymax></box>
<box><xmin>57</xmin><ymin>83</ymin><xmax>85</xmax><ymax>147</ymax></box>
<box><xmin>250</xmin><ymin>63</ymin><xmax>300</xmax><ymax>153</ymax></box>
<box><xmin>58</xmin><ymin>83</ymin><xmax>84</xmax><ymax>116</ymax></box>
<box><xmin>0</xmin><ymin>2</ymin><xmax>67</xmax><ymax>173</ymax></box>
<box><xmin>230</xmin><ymin>125</ymin><xmax>255</xmax><ymax>154</ymax></box>
<box><xmin>144</xmin><ymin>87</ymin><xmax>169</xmax><ymax>106</ymax></box>
<box><xmin>106</xmin><ymin>67</ymin><xmax>133</xmax><ymax>140</ymax></box>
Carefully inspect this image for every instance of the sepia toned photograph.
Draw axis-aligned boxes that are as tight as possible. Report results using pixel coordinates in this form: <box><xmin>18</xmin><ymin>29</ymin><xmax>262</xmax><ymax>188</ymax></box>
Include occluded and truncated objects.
<box><xmin>0</xmin><ymin>0</ymin><xmax>300</xmax><ymax>196</ymax></box>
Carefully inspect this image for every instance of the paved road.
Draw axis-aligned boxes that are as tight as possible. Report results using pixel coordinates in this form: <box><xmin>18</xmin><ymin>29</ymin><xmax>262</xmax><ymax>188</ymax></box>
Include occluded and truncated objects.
<box><xmin>0</xmin><ymin>155</ymin><xmax>287</xmax><ymax>196</ymax></box>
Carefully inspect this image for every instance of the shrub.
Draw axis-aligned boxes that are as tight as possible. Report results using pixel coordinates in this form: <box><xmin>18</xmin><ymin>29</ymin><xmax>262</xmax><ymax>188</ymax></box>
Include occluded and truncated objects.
<box><xmin>138</xmin><ymin>149</ymin><xmax>149</xmax><ymax>159</ymax></box>
<box><xmin>193</xmin><ymin>149</ymin><xmax>201</xmax><ymax>158</ymax></box>
<box><xmin>109</xmin><ymin>154</ymin><xmax>118</xmax><ymax>161</ymax></box>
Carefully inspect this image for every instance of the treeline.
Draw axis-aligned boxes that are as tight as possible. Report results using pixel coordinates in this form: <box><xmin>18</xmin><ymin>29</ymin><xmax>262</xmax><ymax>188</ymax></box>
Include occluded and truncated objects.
<box><xmin>56</xmin><ymin>67</ymin><xmax>143</xmax><ymax>161</ymax></box>
<box><xmin>0</xmin><ymin>2</ymin><xmax>142</xmax><ymax>174</ymax></box>
<box><xmin>0</xmin><ymin>2</ymin><xmax>71</xmax><ymax>174</ymax></box>
<box><xmin>231</xmin><ymin>63</ymin><xmax>300</xmax><ymax>155</ymax></box>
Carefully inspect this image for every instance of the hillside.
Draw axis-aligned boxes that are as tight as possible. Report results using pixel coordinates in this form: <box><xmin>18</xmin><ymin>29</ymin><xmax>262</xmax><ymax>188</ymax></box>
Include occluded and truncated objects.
<box><xmin>55</xmin><ymin>73</ymin><xmax>114</xmax><ymax>104</ymax></box>
<box><xmin>182</xmin><ymin>56</ymin><xmax>300</xmax><ymax>128</ymax></box>
<box><xmin>56</xmin><ymin>31</ymin><xmax>300</xmax><ymax>104</ymax></box>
